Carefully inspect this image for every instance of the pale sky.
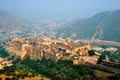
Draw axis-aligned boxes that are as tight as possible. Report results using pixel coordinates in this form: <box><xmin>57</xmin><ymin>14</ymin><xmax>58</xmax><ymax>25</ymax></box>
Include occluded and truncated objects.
<box><xmin>0</xmin><ymin>0</ymin><xmax>120</xmax><ymax>19</ymax></box>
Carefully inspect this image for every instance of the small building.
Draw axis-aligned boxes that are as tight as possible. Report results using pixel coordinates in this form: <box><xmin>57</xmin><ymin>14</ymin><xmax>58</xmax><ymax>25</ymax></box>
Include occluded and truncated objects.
<box><xmin>105</xmin><ymin>47</ymin><xmax>118</xmax><ymax>53</ymax></box>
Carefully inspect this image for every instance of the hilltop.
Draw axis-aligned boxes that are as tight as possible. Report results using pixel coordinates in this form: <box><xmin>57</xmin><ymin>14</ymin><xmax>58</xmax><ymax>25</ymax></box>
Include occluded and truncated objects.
<box><xmin>0</xmin><ymin>10</ymin><xmax>32</xmax><ymax>31</ymax></box>
<box><xmin>0</xmin><ymin>10</ymin><xmax>34</xmax><ymax>42</ymax></box>
<box><xmin>56</xmin><ymin>10</ymin><xmax>120</xmax><ymax>42</ymax></box>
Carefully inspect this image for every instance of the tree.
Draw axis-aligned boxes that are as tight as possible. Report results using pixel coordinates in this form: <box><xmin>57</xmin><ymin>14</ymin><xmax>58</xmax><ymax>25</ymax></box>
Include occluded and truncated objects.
<box><xmin>97</xmin><ymin>54</ymin><xmax>106</xmax><ymax>64</ymax></box>
<box><xmin>0</xmin><ymin>46</ymin><xmax>9</xmax><ymax>57</ymax></box>
<box><xmin>88</xmin><ymin>50</ymin><xmax>95</xmax><ymax>56</ymax></box>
<box><xmin>107</xmin><ymin>74</ymin><xmax>120</xmax><ymax>80</ymax></box>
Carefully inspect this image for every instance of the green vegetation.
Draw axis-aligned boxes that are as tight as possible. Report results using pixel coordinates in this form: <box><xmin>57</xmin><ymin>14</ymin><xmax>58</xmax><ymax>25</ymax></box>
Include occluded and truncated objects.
<box><xmin>107</xmin><ymin>74</ymin><xmax>120</xmax><ymax>80</ymax></box>
<box><xmin>0</xmin><ymin>56</ymin><xmax>119</xmax><ymax>80</ymax></box>
<box><xmin>108</xmin><ymin>51</ymin><xmax>120</xmax><ymax>62</ymax></box>
<box><xmin>0</xmin><ymin>64</ymin><xmax>37</xmax><ymax>79</ymax></box>
<box><xmin>0</xmin><ymin>46</ymin><xmax>9</xmax><ymax>57</ymax></box>
<box><xmin>102</xmin><ymin>62</ymin><xmax>120</xmax><ymax>69</ymax></box>
<box><xmin>97</xmin><ymin>54</ymin><xmax>106</xmax><ymax>64</ymax></box>
<box><xmin>100</xmin><ymin>50</ymin><xmax>120</xmax><ymax>62</ymax></box>
<box><xmin>19</xmin><ymin>56</ymin><xmax>116</xmax><ymax>80</ymax></box>
<box><xmin>88</xmin><ymin>50</ymin><xmax>95</xmax><ymax>56</ymax></box>
<box><xmin>0</xmin><ymin>47</ymin><xmax>120</xmax><ymax>80</ymax></box>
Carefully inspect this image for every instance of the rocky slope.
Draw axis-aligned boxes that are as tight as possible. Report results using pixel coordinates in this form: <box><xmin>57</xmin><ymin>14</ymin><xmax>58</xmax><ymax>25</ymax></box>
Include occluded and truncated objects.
<box><xmin>0</xmin><ymin>10</ymin><xmax>32</xmax><ymax>31</ymax></box>
<box><xmin>56</xmin><ymin>10</ymin><xmax>120</xmax><ymax>42</ymax></box>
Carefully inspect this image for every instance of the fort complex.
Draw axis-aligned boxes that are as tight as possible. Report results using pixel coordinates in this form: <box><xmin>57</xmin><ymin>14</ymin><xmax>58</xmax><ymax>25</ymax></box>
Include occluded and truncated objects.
<box><xmin>6</xmin><ymin>36</ymin><xmax>100</xmax><ymax>64</ymax></box>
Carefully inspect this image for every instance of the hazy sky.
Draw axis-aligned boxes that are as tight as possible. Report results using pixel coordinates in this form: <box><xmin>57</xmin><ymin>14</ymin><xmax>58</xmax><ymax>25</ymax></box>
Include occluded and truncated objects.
<box><xmin>0</xmin><ymin>0</ymin><xmax>120</xmax><ymax>19</ymax></box>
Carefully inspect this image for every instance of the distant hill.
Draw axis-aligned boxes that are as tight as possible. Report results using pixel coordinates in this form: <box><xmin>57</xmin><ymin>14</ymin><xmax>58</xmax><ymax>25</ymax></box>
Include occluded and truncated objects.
<box><xmin>56</xmin><ymin>10</ymin><xmax>120</xmax><ymax>42</ymax></box>
<box><xmin>0</xmin><ymin>10</ymin><xmax>31</xmax><ymax>32</ymax></box>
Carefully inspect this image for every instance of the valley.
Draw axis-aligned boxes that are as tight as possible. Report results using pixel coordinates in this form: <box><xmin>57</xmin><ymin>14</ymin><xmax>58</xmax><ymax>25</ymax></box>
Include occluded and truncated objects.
<box><xmin>0</xmin><ymin>9</ymin><xmax>120</xmax><ymax>80</ymax></box>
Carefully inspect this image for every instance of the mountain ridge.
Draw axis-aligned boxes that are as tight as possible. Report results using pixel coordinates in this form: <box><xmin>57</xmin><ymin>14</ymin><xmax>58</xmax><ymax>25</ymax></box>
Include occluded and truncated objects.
<box><xmin>0</xmin><ymin>10</ymin><xmax>120</xmax><ymax>42</ymax></box>
<box><xmin>56</xmin><ymin>10</ymin><xmax>120</xmax><ymax>42</ymax></box>
<box><xmin>0</xmin><ymin>10</ymin><xmax>31</xmax><ymax>31</ymax></box>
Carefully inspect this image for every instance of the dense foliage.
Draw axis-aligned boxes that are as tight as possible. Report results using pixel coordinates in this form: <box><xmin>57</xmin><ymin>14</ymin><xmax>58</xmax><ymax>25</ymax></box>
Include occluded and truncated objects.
<box><xmin>97</xmin><ymin>54</ymin><xmax>106</xmax><ymax>64</ymax></box>
<box><xmin>0</xmin><ymin>46</ymin><xmax>120</xmax><ymax>80</ymax></box>
<box><xmin>19</xmin><ymin>56</ymin><xmax>115</xmax><ymax>80</ymax></box>
<box><xmin>0</xmin><ymin>56</ymin><xmax>120</xmax><ymax>80</ymax></box>
<box><xmin>100</xmin><ymin>50</ymin><xmax>120</xmax><ymax>62</ymax></box>
<box><xmin>102</xmin><ymin>62</ymin><xmax>120</xmax><ymax>69</ymax></box>
<box><xmin>0</xmin><ymin>46</ymin><xmax>9</xmax><ymax>57</ymax></box>
<box><xmin>0</xmin><ymin>64</ymin><xmax>37</xmax><ymax>79</ymax></box>
<box><xmin>88</xmin><ymin>50</ymin><xmax>95</xmax><ymax>56</ymax></box>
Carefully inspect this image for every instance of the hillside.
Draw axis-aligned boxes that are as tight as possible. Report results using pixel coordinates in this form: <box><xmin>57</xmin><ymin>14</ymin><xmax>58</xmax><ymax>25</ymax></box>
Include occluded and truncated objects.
<box><xmin>0</xmin><ymin>10</ymin><xmax>34</xmax><ymax>42</ymax></box>
<box><xmin>56</xmin><ymin>10</ymin><xmax>120</xmax><ymax>42</ymax></box>
<box><xmin>0</xmin><ymin>10</ymin><xmax>31</xmax><ymax>31</ymax></box>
